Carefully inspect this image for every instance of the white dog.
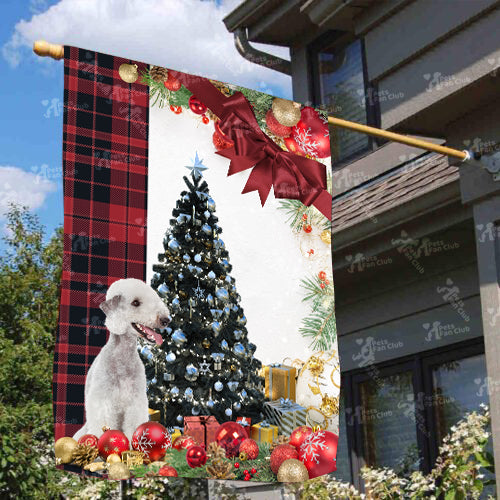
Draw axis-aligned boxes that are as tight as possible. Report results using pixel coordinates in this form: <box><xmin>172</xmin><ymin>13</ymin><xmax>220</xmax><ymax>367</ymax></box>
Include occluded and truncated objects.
<box><xmin>73</xmin><ymin>278</ymin><xmax>170</xmax><ymax>442</ymax></box>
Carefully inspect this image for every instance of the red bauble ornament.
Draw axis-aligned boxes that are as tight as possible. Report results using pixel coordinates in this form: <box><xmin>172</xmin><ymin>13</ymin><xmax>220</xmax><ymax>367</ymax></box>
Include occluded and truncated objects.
<box><xmin>186</xmin><ymin>445</ymin><xmax>207</xmax><ymax>468</ymax></box>
<box><xmin>303</xmin><ymin>224</ymin><xmax>312</xmax><ymax>233</ymax></box>
<box><xmin>299</xmin><ymin>430</ymin><xmax>338</xmax><ymax>478</ymax></box>
<box><xmin>132</xmin><ymin>421</ymin><xmax>172</xmax><ymax>462</ymax></box>
<box><xmin>189</xmin><ymin>95</ymin><xmax>207</xmax><ymax>115</ymax></box>
<box><xmin>215</xmin><ymin>422</ymin><xmax>247</xmax><ymax>458</ymax></box>
<box><xmin>270</xmin><ymin>444</ymin><xmax>299</xmax><ymax>474</ymax></box>
<box><xmin>212</xmin><ymin>121</ymin><xmax>234</xmax><ymax>151</ymax></box>
<box><xmin>173</xmin><ymin>435</ymin><xmax>197</xmax><ymax>451</ymax></box>
<box><xmin>291</xmin><ymin>107</ymin><xmax>330</xmax><ymax>158</ymax></box>
<box><xmin>265</xmin><ymin>109</ymin><xmax>292</xmax><ymax>138</ymax></box>
<box><xmin>283</xmin><ymin>136</ymin><xmax>304</xmax><ymax>156</ymax></box>
<box><xmin>318</xmin><ymin>271</ymin><xmax>327</xmax><ymax>281</ymax></box>
<box><xmin>78</xmin><ymin>434</ymin><xmax>98</xmax><ymax>448</ymax></box>
<box><xmin>239</xmin><ymin>438</ymin><xmax>259</xmax><ymax>460</ymax></box>
<box><xmin>202</xmin><ymin>115</ymin><xmax>209</xmax><ymax>124</ymax></box>
<box><xmin>164</xmin><ymin>73</ymin><xmax>181</xmax><ymax>91</ymax></box>
<box><xmin>158</xmin><ymin>465</ymin><xmax>178</xmax><ymax>477</ymax></box>
<box><xmin>98</xmin><ymin>429</ymin><xmax>129</xmax><ymax>460</ymax></box>
<box><xmin>289</xmin><ymin>426</ymin><xmax>313</xmax><ymax>451</ymax></box>
<box><xmin>170</xmin><ymin>105</ymin><xmax>182</xmax><ymax>114</ymax></box>
<box><xmin>234</xmin><ymin>462</ymin><xmax>240</xmax><ymax>468</ymax></box>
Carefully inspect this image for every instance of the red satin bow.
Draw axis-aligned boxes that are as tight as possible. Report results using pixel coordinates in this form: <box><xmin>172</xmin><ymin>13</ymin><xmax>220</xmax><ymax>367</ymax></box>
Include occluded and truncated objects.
<box><xmin>169</xmin><ymin>72</ymin><xmax>332</xmax><ymax>220</ymax></box>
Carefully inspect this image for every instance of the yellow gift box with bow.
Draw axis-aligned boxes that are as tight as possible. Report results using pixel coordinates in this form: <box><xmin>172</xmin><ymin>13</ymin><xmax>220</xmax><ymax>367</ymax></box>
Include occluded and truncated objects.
<box><xmin>250</xmin><ymin>420</ymin><xmax>278</xmax><ymax>444</ymax></box>
<box><xmin>262</xmin><ymin>364</ymin><xmax>296</xmax><ymax>401</ymax></box>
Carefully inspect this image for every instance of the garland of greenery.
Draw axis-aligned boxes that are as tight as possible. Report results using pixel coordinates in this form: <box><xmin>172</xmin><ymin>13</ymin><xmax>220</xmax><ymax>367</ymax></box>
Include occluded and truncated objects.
<box><xmin>130</xmin><ymin>443</ymin><xmax>276</xmax><ymax>482</ymax></box>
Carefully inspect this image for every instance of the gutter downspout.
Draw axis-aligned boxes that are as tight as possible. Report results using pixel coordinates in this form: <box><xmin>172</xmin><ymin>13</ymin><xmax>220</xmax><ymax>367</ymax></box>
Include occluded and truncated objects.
<box><xmin>234</xmin><ymin>28</ymin><xmax>291</xmax><ymax>75</ymax></box>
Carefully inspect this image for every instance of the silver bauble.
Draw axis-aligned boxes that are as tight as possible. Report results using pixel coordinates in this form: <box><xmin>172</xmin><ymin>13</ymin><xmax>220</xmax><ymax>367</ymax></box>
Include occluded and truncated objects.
<box><xmin>233</xmin><ymin>330</ymin><xmax>243</xmax><ymax>340</ymax></box>
<box><xmin>208</xmin><ymin>271</ymin><xmax>216</xmax><ymax>280</ymax></box>
<box><xmin>201</xmin><ymin>224</ymin><xmax>212</xmax><ymax>235</ymax></box>
<box><xmin>157</xmin><ymin>283</ymin><xmax>169</xmax><ymax>296</ymax></box>
<box><xmin>166</xmin><ymin>352</ymin><xmax>176</xmax><ymax>362</ymax></box>
<box><xmin>225</xmin><ymin>408</ymin><xmax>233</xmax><ymax>417</ymax></box>
<box><xmin>170</xmin><ymin>386</ymin><xmax>179</xmax><ymax>396</ymax></box>
<box><xmin>168</xmin><ymin>239</ymin><xmax>180</xmax><ymax>252</ymax></box>
<box><xmin>183</xmin><ymin>254</ymin><xmax>191</xmax><ymax>263</ymax></box>
<box><xmin>207</xmin><ymin>198</ymin><xmax>216</xmax><ymax>211</ymax></box>
<box><xmin>221</xmin><ymin>340</ymin><xmax>229</xmax><ymax>350</ymax></box>
<box><xmin>194</xmin><ymin>254</ymin><xmax>202</xmax><ymax>263</ymax></box>
<box><xmin>176</xmin><ymin>415</ymin><xmax>183</xmax><ymax>424</ymax></box>
<box><xmin>214</xmin><ymin>381</ymin><xmax>223</xmax><ymax>392</ymax></box>
<box><xmin>185</xmin><ymin>364</ymin><xmax>199</xmax><ymax>382</ymax></box>
<box><xmin>227</xmin><ymin>381</ymin><xmax>239</xmax><ymax>391</ymax></box>
<box><xmin>233</xmin><ymin>343</ymin><xmax>245</xmax><ymax>357</ymax></box>
<box><xmin>172</xmin><ymin>329</ymin><xmax>187</xmax><ymax>345</ymax></box>
<box><xmin>211</xmin><ymin>321</ymin><xmax>221</xmax><ymax>336</ymax></box>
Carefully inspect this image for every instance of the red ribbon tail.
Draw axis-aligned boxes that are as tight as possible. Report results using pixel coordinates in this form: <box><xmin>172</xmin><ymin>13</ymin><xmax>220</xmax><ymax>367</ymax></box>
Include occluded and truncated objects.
<box><xmin>242</xmin><ymin>163</ymin><xmax>273</xmax><ymax>206</ymax></box>
<box><xmin>312</xmin><ymin>189</ymin><xmax>333</xmax><ymax>221</ymax></box>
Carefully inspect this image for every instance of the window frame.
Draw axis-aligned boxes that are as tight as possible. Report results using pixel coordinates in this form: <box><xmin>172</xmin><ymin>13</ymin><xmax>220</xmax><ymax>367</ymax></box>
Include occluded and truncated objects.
<box><xmin>308</xmin><ymin>31</ymin><xmax>383</xmax><ymax>167</ymax></box>
<box><xmin>338</xmin><ymin>337</ymin><xmax>486</xmax><ymax>491</ymax></box>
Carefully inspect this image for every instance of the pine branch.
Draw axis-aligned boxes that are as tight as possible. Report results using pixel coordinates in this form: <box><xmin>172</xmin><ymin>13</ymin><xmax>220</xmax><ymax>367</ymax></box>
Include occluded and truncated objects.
<box><xmin>299</xmin><ymin>304</ymin><xmax>336</xmax><ymax>351</ymax></box>
<box><xmin>140</xmin><ymin>68</ymin><xmax>192</xmax><ymax>109</ymax></box>
<box><xmin>278</xmin><ymin>199</ymin><xmax>330</xmax><ymax>232</ymax></box>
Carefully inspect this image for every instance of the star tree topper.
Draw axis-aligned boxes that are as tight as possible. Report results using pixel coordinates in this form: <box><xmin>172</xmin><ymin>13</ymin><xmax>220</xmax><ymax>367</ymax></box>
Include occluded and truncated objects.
<box><xmin>185</xmin><ymin>152</ymin><xmax>208</xmax><ymax>180</ymax></box>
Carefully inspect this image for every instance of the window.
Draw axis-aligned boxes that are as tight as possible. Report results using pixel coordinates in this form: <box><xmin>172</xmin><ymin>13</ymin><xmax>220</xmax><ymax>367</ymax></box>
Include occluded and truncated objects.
<box><xmin>310</xmin><ymin>34</ymin><xmax>380</xmax><ymax>164</ymax></box>
<box><xmin>334</xmin><ymin>340</ymin><xmax>489</xmax><ymax>490</ymax></box>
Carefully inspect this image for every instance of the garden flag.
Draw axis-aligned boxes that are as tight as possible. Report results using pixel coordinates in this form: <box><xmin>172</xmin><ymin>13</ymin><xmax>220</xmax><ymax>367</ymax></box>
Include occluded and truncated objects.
<box><xmin>54</xmin><ymin>46</ymin><xmax>339</xmax><ymax>482</ymax></box>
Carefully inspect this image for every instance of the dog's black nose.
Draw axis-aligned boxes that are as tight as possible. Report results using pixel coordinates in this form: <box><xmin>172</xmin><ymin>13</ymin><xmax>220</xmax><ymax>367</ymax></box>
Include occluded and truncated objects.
<box><xmin>160</xmin><ymin>316</ymin><xmax>171</xmax><ymax>327</ymax></box>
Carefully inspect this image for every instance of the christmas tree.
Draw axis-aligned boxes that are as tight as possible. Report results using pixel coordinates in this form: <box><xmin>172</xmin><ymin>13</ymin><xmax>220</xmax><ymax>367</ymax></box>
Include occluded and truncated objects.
<box><xmin>139</xmin><ymin>154</ymin><xmax>265</xmax><ymax>427</ymax></box>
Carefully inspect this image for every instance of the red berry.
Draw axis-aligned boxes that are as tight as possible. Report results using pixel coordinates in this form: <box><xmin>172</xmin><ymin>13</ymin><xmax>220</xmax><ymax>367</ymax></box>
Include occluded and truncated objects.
<box><xmin>318</xmin><ymin>271</ymin><xmax>327</xmax><ymax>281</ymax></box>
<box><xmin>325</xmin><ymin>279</ymin><xmax>330</xmax><ymax>285</ymax></box>
<box><xmin>251</xmin><ymin>468</ymin><xmax>257</xmax><ymax>474</ymax></box>
<box><xmin>303</xmin><ymin>224</ymin><xmax>312</xmax><ymax>233</ymax></box>
<box><xmin>243</xmin><ymin>470</ymin><xmax>249</xmax><ymax>475</ymax></box>
<box><xmin>234</xmin><ymin>462</ymin><xmax>240</xmax><ymax>468</ymax></box>
<box><xmin>320</xmin><ymin>283</ymin><xmax>325</xmax><ymax>289</ymax></box>
<box><xmin>302</xmin><ymin>214</ymin><xmax>308</xmax><ymax>220</ymax></box>
<box><xmin>202</xmin><ymin>115</ymin><xmax>209</xmax><ymax>124</ymax></box>
<box><xmin>244</xmin><ymin>476</ymin><xmax>250</xmax><ymax>481</ymax></box>
<box><xmin>170</xmin><ymin>105</ymin><xmax>182</xmax><ymax>114</ymax></box>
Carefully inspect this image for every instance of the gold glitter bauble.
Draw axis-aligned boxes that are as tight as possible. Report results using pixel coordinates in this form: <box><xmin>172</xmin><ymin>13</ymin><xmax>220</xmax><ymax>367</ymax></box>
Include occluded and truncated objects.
<box><xmin>272</xmin><ymin>98</ymin><xmax>301</xmax><ymax>127</ymax></box>
<box><xmin>119</xmin><ymin>63</ymin><xmax>139</xmax><ymax>83</ymax></box>
<box><xmin>108</xmin><ymin>462</ymin><xmax>130</xmax><ymax>480</ymax></box>
<box><xmin>202</xmin><ymin>338</ymin><xmax>210</xmax><ymax>349</ymax></box>
<box><xmin>277</xmin><ymin>459</ymin><xmax>309</xmax><ymax>482</ymax></box>
<box><xmin>320</xmin><ymin>229</ymin><xmax>331</xmax><ymax>245</ymax></box>
<box><xmin>320</xmin><ymin>394</ymin><xmax>339</xmax><ymax>418</ymax></box>
<box><xmin>55</xmin><ymin>437</ymin><xmax>78</xmax><ymax>464</ymax></box>
<box><xmin>106</xmin><ymin>453</ymin><xmax>122</xmax><ymax>464</ymax></box>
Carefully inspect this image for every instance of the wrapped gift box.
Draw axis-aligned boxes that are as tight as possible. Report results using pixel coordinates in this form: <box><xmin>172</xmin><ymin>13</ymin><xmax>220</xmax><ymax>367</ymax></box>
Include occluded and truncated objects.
<box><xmin>169</xmin><ymin>426</ymin><xmax>183</xmax><ymax>442</ymax></box>
<box><xmin>184</xmin><ymin>416</ymin><xmax>219</xmax><ymax>447</ymax></box>
<box><xmin>236</xmin><ymin>417</ymin><xmax>252</xmax><ymax>437</ymax></box>
<box><xmin>148</xmin><ymin>408</ymin><xmax>161</xmax><ymax>422</ymax></box>
<box><xmin>263</xmin><ymin>364</ymin><xmax>296</xmax><ymax>401</ymax></box>
<box><xmin>264</xmin><ymin>398</ymin><xmax>307</xmax><ymax>436</ymax></box>
<box><xmin>250</xmin><ymin>420</ymin><xmax>278</xmax><ymax>444</ymax></box>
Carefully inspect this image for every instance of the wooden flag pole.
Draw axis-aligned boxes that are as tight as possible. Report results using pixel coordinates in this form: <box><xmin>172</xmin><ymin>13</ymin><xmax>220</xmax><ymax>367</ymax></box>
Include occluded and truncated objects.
<box><xmin>32</xmin><ymin>40</ymin><xmax>471</xmax><ymax>162</ymax></box>
<box><xmin>327</xmin><ymin>116</ymin><xmax>469</xmax><ymax>161</ymax></box>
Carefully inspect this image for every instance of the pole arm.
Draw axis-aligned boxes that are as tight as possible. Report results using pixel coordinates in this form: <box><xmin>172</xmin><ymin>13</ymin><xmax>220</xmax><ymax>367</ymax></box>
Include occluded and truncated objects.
<box><xmin>33</xmin><ymin>40</ymin><xmax>64</xmax><ymax>60</ymax></box>
<box><xmin>328</xmin><ymin>116</ymin><xmax>469</xmax><ymax>161</ymax></box>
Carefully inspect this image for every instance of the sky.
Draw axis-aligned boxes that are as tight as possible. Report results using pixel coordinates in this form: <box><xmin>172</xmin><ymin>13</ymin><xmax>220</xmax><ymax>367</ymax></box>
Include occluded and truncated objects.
<box><xmin>0</xmin><ymin>0</ymin><xmax>291</xmax><ymax>243</ymax></box>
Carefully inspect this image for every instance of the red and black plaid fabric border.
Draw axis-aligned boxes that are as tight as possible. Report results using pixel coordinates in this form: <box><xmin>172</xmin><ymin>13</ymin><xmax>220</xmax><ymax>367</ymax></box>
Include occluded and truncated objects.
<box><xmin>54</xmin><ymin>47</ymin><xmax>149</xmax><ymax>440</ymax></box>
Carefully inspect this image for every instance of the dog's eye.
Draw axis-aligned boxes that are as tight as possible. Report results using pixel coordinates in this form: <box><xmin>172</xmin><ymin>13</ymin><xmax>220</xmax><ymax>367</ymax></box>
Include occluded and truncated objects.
<box><xmin>131</xmin><ymin>299</ymin><xmax>141</xmax><ymax>307</ymax></box>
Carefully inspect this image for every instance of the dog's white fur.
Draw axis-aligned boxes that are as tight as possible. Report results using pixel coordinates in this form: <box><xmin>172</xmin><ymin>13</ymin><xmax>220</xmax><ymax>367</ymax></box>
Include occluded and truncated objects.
<box><xmin>73</xmin><ymin>278</ymin><xmax>170</xmax><ymax>442</ymax></box>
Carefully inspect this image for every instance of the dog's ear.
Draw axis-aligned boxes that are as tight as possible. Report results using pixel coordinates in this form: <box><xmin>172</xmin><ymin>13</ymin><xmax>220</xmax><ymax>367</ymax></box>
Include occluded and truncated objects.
<box><xmin>99</xmin><ymin>294</ymin><xmax>123</xmax><ymax>314</ymax></box>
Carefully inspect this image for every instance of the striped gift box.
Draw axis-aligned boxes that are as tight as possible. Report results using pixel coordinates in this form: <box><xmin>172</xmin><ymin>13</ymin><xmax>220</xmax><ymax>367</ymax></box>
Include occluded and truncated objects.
<box><xmin>263</xmin><ymin>398</ymin><xmax>307</xmax><ymax>435</ymax></box>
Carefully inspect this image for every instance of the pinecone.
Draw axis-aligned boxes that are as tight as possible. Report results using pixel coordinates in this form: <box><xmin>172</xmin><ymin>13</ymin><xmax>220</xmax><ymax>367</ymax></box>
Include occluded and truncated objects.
<box><xmin>270</xmin><ymin>435</ymin><xmax>290</xmax><ymax>452</ymax></box>
<box><xmin>206</xmin><ymin>442</ymin><xmax>226</xmax><ymax>461</ymax></box>
<box><xmin>206</xmin><ymin>459</ymin><xmax>235</xmax><ymax>480</ymax></box>
<box><xmin>72</xmin><ymin>444</ymin><xmax>99</xmax><ymax>467</ymax></box>
<box><xmin>209</xmin><ymin>79</ymin><xmax>232</xmax><ymax>97</ymax></box>
<box><xmin>150</xmin><ymin>65</ymin><xmax>168</xmax><ymax>83</ymax></box>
